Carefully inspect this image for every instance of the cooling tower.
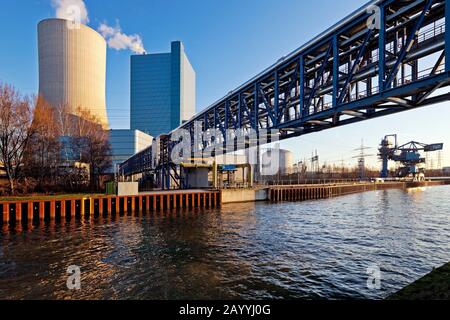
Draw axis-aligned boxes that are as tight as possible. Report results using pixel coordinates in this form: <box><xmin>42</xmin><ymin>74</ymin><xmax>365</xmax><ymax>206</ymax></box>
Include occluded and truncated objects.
<box><xmin>38</xmin><ymin>19</ymin><xmax>109</xmax><ymax>128</ymax></box>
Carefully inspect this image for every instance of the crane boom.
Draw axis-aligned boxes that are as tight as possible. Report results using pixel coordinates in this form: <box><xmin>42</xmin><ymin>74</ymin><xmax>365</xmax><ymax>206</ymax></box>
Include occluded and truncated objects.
<box><xmin>379</xmin><ymin>135</ymin><xmax>444</xmax><ymax>181</ymax></box>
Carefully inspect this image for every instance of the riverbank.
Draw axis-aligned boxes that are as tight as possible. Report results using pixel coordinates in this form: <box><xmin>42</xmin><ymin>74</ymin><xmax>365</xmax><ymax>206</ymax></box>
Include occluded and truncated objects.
<box><xmin>0</xmin><ymin>190</ymin><xmax>221</xmax><ymax>225</ymax></box>
<box><xmin>388</xmin><ymin>262</ymin><xmax>450</xmax><ymax>300</ymax></box>
<box><xmin>221</xmin><ymin>180</ymin><xmax>450</xmax><ymax>204</ymax></box>
<box><xmin>2</xmin><ymin>180</ymin><xmax>450</xmax><ymax>225</ymax></box>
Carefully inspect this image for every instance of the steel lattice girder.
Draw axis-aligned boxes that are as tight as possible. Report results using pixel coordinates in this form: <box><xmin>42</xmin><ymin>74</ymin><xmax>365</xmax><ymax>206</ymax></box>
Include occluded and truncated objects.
<box><xmin>121</xmin><ymin>0</ymin><xmax>450</xmax><ymax>177</ymax></box>
<box><xmin>447</xmin><ymin>0</ymin><xmax>450</xmax><ymax>71</ymax></box>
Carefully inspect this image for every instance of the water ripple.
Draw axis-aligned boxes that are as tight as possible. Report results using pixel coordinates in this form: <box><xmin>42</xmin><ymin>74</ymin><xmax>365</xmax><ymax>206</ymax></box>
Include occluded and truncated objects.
<box><xmin>1</xmin><ymin>186</ymin><xmax>450</xmax><ymax>300</ymax></box>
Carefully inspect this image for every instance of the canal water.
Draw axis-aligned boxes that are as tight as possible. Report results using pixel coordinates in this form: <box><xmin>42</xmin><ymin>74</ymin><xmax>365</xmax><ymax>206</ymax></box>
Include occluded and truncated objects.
<box><xmin>1</xmin><ymin>186</ymin><xmax>449</xmax><ymax>300</ymax></box>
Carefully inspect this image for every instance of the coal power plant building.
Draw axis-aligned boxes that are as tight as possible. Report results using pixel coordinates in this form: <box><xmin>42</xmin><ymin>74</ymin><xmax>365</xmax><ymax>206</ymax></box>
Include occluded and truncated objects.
<box><xmin>38</xmin><ymin>19</ymin><xmax>109</xmax><ymax>128</ymax></box>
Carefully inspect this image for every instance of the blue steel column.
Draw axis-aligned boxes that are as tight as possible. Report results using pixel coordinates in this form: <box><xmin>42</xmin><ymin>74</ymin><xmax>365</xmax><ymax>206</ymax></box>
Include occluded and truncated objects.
<box><xmin>203</xmin><ymin>114</ymin><xmax>208</xmax><ymax>156</ymax></box>
<box><xmin>224</xmin><ymin>100</ymin><xmax>229</xmax><ymax>145</ymax></box>
<box><xmin>237</xmin><ymin>93</ymin><xmax>242</xmax><ymax>128</ymax></box>
<box><xmin>378</xmin><ymin>4</ymin><xmax>385</xmax><ymax>93</ymax></box>
<box><xmin>446</xmin><ymin>0</ymin><xmax>450</xmax><ymax>72</ymax></box>
<box><xmin>274</xmin><ymin>71</ymin><xmax>279</xmax><ymax>127</ymax></box>
<box><xmin>254</xmin><ymin>83</ymin><xmax>259</xmax><ymax>131</ymax></box>
<box><xmin>165</xmin><ymin>142</ymin><xmax>171</xmax><ymax>190</ymax></box>
<box><xmin>332</xmin><ymin>34</ymin><xmax>339</xmax><ymax>108</ymax></box>
<box><xmin>299</xmin><ymin>56</ymin><xmax>305</xmax><ymax>117</ymax></box>
<box><xmin>224</xmin><ymin>100</ymin><xmax>229</xmax><ymax>130</ymax></box>
<box><xmin>214</xmin><ymin>108</ymin><xmax>218</xmax><ymax>131</ymax></box>
<box><xmin>212</xmin><ymin>108</ymin><xmax>218</xmax><ymax>156</ymax></box>
<box><xmin>254</xmin><ymin>83</ymin><xmax>260</xmax><ymax>182</ymax></box>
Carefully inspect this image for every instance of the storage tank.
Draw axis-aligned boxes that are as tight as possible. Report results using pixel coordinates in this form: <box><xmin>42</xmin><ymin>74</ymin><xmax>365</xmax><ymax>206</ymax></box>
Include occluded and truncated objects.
<box><xmin>38</xmin><ymin>19</ymin><xmax>109</xmax><ymax>128</ymax></box>
<box><xmin>262</xmin><ymin>149</ymin><xmax>294</xmax><ymax>176</ymax></box>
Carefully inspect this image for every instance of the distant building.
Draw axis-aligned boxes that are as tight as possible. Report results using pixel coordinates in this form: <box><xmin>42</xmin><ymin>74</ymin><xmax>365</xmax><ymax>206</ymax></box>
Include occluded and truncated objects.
<box><xmin>130</xmin><ymin>41</ymin><xmax>196</xmax><ymax>137</ymax></box>
<box><xmin>109</xmin><ymin>130</ymin><xmax>153</xmax><ymax>172</ymax></box>
<box><xmin>38</xmin><ymin>19</ymin><xmax>109</xmax><ymax>128</ymax></box>
<box><xmin>443</xmin><ymin>167</ymin><xmax>450</xmax><ymax>174</ymax></box>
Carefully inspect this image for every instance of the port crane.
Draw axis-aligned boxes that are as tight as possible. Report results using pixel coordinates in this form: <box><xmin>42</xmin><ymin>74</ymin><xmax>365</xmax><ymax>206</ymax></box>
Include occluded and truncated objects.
<box><xmin>379</xmin><ymin>135</ymin><xmax>444</xmax><ymax>181</ymax></box>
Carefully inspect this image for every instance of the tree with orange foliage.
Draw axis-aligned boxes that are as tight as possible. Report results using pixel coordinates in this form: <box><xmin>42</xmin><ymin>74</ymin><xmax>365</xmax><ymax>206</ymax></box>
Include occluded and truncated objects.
<box><xmin>1</xmin><ymin>83</ymin><xmax>112</xmax><ymax>194</ymax></box>
<box><xmin>23</xmin><ymin>97</ymin><xmax>62</xmax><ymax>192</ymax></box>
<box><xmin>23</xmin><ymin>102</ymin><xmax>112</xmax><ymax>193</ymax></box>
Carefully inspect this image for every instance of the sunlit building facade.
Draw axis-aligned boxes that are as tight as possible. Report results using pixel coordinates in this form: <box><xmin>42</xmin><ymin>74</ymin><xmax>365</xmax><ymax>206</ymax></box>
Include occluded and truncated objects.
<box><xmin>130</xmin><ymin>41</ymin><xmax>196</xmax><ymax>137</ymax></box>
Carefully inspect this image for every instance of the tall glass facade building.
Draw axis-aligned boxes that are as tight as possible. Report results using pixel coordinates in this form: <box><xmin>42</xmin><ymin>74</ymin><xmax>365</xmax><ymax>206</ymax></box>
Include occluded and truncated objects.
<box><xmin>130</xmin><ymin>41</ymin><xmax>196</xmax><ymax>137</ymax></box>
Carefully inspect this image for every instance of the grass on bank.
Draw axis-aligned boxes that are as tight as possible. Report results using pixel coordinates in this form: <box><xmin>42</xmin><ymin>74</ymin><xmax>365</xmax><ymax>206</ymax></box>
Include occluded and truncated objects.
<box><xmin>388</xmin><ymin>262</ymin><xmax>450</xmax><ymax>300</ymax></box>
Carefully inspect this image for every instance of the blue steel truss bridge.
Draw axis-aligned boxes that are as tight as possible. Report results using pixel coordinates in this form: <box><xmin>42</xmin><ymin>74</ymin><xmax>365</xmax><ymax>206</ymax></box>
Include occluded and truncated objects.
<box><xmin>120</xmin><ymin>0</ymin><xmax>450</xmax><ymax>189</ymax></box>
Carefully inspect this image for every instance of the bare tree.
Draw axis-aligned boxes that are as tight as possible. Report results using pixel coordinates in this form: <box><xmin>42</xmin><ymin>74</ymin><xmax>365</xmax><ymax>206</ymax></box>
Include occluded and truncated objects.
<box><xmin>54</xmin><ymin>103</ymin><xmax>75</xmax><ymax>137</ymax></box>
<box><xmin>72</xmin><ymin>107</ymin><xmax>112</xmax><ymax>191</ymax></box>
<box><xmin>0</xmin><ymin>84</ymin><xmax>34</xmax><ymax>194</ymax></box>
<box><xmin>0</xmin><ymin>89</ymin><xmax>111</xmax><ymax>195</ymax></box>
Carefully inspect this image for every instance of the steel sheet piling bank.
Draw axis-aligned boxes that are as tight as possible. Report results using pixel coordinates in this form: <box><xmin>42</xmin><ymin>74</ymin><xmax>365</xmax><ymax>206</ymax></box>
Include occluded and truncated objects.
<box><xmin>2</xmin><ymin>181</ymin><xmax>449</xmax><ymax>226</ymax></box>
<box><xmin>269</xmin><ymin>181</ymin><xmax>450</xmax><ymax>203</ymax></box>
<box><xmin>0</xmin><ymin>191</ymin><xmax>220</xmax><ymax>226</ymax></box>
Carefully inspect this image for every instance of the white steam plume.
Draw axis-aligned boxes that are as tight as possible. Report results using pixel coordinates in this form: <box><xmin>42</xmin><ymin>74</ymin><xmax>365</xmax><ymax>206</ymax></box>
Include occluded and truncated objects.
<box><xmin>98</xmin><ymin>22</ymin><xmax>146</xmax><ymax>54</ymax></box>
<box><xmin>52</xmin><ymin>0</ymin><xmax>89</xmax><ymax>24</ymax></box>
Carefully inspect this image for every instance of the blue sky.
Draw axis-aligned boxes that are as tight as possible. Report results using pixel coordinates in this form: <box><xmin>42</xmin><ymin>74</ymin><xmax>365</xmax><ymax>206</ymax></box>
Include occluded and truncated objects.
<box><xmin>0</xmin><ymin>0</ymin><xmax>449</xmax><ymax>168</ymax></box>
